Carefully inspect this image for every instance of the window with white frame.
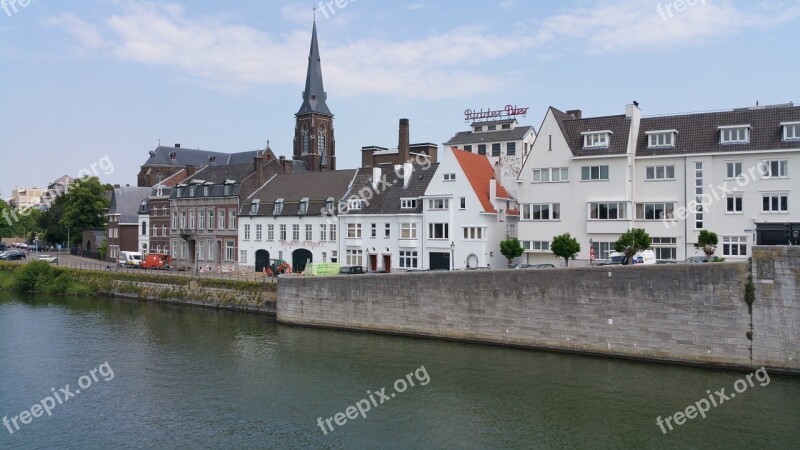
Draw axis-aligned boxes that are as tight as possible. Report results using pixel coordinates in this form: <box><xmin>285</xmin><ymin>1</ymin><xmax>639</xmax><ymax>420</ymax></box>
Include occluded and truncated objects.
<box><xmin>651</xmin><ymin>237</ymin><xmax>677</xmax><ymax>260</ymax></box>
<box><xmin>347</xmin><ymin>223</ymin><xmax>362</xmax><ymax>238</ymax></box>
<box><xmin>370</xmin><ymin>223</ymin><xmax>377</xmax><ymax>238</ymax></box>
<box><xmin>229</xmin><ymin>210</ymin><xmax>236</xmax><ymax>230</ymax></box>
<box><xmin>171</xmin><ymin>211</ymin><xmax>178</xmax><ymax>229</ymax></box>
<box><xmin>331</xmin><ymin>250</ymin><xmax>338</xmax><ymax>263</ymax></box>
<box><xmin>719</xmin><ymin>126</ymin><xmax>749</xmax><ymax>144</ymax></box>
<box><xmin>273</xmin><ymin>199</ymin><xmax>284</xmax><ymax>215</ymax></box>
<box><xmin>180</xmin><ymin>211</ymin><xmax>186</xmax><ymax>229</ymax></box>
<box><xmin>240</xmin><ymin>250</ymin><xmax>247</xmax><ymax>264</ymax></box>
<box><xmin>384</xmin><ymin>223</ymin><xmax>390</xmax><ymax>238</ymax></box>
<box><xmin>783</xmin><ymin>122</ymin><xmax>800</xmax><ymax>141</ymax></box>
<box><xmin>428</xmin><ymin>198</ymin><xmax>449</xmax><ymax>210</ymax></box>
<box><xmin>589</xmin><ymin>202</ymin><xmax>629</xmax><ymax>220</ymax></box>
<box><xmin>399</xmin><ymin>251</ymin><xmax>418</xmax><ymax>268</ymax></box>
<box><xmin>329</xmin><ymin>224</ymin><xmax>337</xmax><ymax>241</ymax></box>
<box><xmin>250</xmin><ymin>200</ymin><xmax>259</xmax><ymax>215</ymax></box>
<box><xmin>722</xmin><ymin>236</ymin><xmax>747</xmax><ymax>256</ymax></box>
<box><xmin>726</xmin><ymin>162</ymin><xmax>743</xmax><ymax>179</ymax></box>
<box><xmin>428</xmin><ymin>223</ymin><xmax>449</xmax><ymax>239</ymax></box>
<box><xmin>305</xmin><ymin>224</ymin><xmax>313</xmax><ymax>241</ymax></box>
<box><xmin>694</xmin><ymin>162</ymin><xmax>704</xmax><ymax>229</ymax></box>
<box><xmin>206</xmin><ymin>239</ymin><xmax>213</xmax><ymax>260</ymax></box>
<box><xmin>522</xmin><ymin>203</ymin><xmax>560</xmax><ymax>221</ymax></box>
<box><xmin>400</xmin><ymin>223</ymin><xmax>417</xmax><ymax>239</ymax></box>
<box><xmin>292</xmin><ymin>224</ymin><xmax>300</xmax><ymax>241</ymax></box>
<box><xmin>267</xmin><ymin>224</ymin><xmax>274</xmax><ymax>241</ymax></box>
<box><xmin>521</xmin><ymin>241</ymin><xmax>550</xmax><ymax>252</ymax></box>
<box><xmin>582</xmin><ymin>131</ymin><xmax>611</xmax><ymax>148</ymax></box>
<box><xmin>762</xmin><ymin>192</ymin><xmax>788</xmax><ymax>213</ymax></box>
<box><xmin>217</xmin><ymin>209</ymin><xmax>225</xmax><ymax>229</ymax></box>
<box><xmin>162</xmin><ymin>225</ymin><xmax>166</xmax><ymax>237</ymax></box>
<box><xmin>244</xmin><ymin>224</ymin><xmax>251</xmax><ymax>240</ymax></box>
<box><xmin>298</xmin><ymin>198</ymin><xmax>309</xmax><ymax>215</ymax></box>
<box><xmin>255</xmin><ymin>224</ymin><xmax>262</xmax><ymax>240</ymax></box>
<box><xmin>225</xmin><ymin>241</ymin><xmax>235</xmax><ymax>261</ymax></box>
<box><xmin>462</xmin><ymin>227</ymin><xmax>485</xmax><ymax>240</ymax></box>
<box><xmin>760</xmin><ymin>160</ymin><xmax>788</xmax><ymax>178</ymax></box>
<box><xmin>591</xmin><ymin>241</ymin><xmax>614</xmax><ymax>260</ymax></box>
<box><xmin>198</xmin><ymin>209</ymin><xmax>205</xmax><ymax>229</ymax></box>
<box><xmin>279</xmin><ymin>224</ymin><xmax>287</xmax><ymax>241</ymax></box>
<box><xmin>460</xmin><ymin>197</ymin><xmax>466</xmax><ymax>209</ymax></box>
<box><xmin>581</xmin><ymin>165</ymin><xmax>609</xmax><ymax>181</ymax></box>
<box><xmin>726</xmin><ymin>194</ymin><xmax>743</xmax><ymax>213</ymax></box>
<box><xmin>203</xmin><ymin>186</ymin><xmax>209</xmax><ymax>196</ymax></box>
<box><xmin>444</xmin><ymin>173</ymin><xmax>456</xmax><ymax>181</ymax></box>
<box><xmin>492</xmin><ymin>143</ymin><xmax>501</xmax><ymax>157</ymax></box>
<box><xmin>400</xmin><ymin>198</ymin><xmax>417</xmax><ymax>209</ymax></box>
<box><xmin>645</xmin><ymin>165</ymin><xmax>675</xmax><ymax>180</ymax></box>
<box><xmin>208</xmin><ymin>210</ymin><xmax>214</xmax><ymax>229</ymax></box>
<box><xmin>647</xmin><ymin>131</ymin><xmax>676</xmax><ymax>148</ymax></box>
<box><xmin>532</xmin><ymin>167</ymin><xmax>568</xmax><ymax>183</ymax></box>
<box><xmin>189</xmin><ymin>211</ymin><xmax>196</xmax><ymax>229</ymax></box>
<box><xmin>347</xmin><ymin>199</ymin><xmax>364</xmax><ymax>210</ymax></box>
<box><xmin>635</xmin><ymin>202</ymin><xmax>675</xmax><ymax>220</ymax></box>
<box><xmin>346</xmin><ymin>249</ymin><xmax>363</xmax><ymax>266</ymax></box>
<box><xmin>320</xmin><ymin>224</ymin><xmax>327</xmax><ymax>241</ymax></box>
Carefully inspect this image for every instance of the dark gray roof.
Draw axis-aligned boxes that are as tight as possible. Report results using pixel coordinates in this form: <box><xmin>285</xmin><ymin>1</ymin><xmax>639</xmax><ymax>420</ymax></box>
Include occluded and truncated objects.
<box><xmin>296</xmin><ymin>22</ymin><xmax>332</xmax><ymax>116</ymax></box>
<box><xmin>142</xmin><ymin>146</ymin><xmax>257</xmax><ymax>167</ymax></box>
<box><xmin>469</xmin><ymin>118</ymin><xmax>517</xmax><ymax>127</ymax></box>
<box><xmin>108</xmin><ymin>187</ymin><xmax>151</xmax><ymax>224</ymax></box>
<box><xmin>243</xmin><ymin>169</ymin><xmax>357</xmax><ymax>216</ymax></box>
<box><xmin>551</xmin><ymin>107</ymin><xmax>632</xmax><ymax>156</ymax></box>
<box><xmin>443</xmin><ymin>126</ymin><xmax>533</xmax><ymax>146</ymax></box>
<box><xmin>292</xmin><ymin>160</ymin><xmax>310</xmax><ymax>173</ymax></box>
<box><xmin>180</xmin><ymin>162</ymin><xmax>254</xmax><ymax>185</ymax></box>
<box><xmin>341</xmin><ymin>163</ymin><xmax>440</xmax><ymax>215</ymax></box>
<box><xmin>636</xmin><ymin>105</ymin><xmax>800</xmax><ymax>156</ymax></box>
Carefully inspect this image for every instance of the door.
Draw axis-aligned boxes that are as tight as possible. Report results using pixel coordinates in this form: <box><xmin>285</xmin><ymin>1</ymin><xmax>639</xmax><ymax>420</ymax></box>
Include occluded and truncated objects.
<box><xmin>467</xmin><ymin>254</ymin><xmax>479</xmax><ymax>269</ymax></box>
<box><xmin>369</xmin><ymin>254</ymin><xmax>378</xmax><ymax>272</ymax></box>
<box><xmin>429</xmin><ymin>252</ymin><xmax>450</xmax><ymax>270</ymax></box>
<box><xmin>292</xmin><ymin>248</ymin><xmax>313</xmax><ymax>273</ymax></box>
<box><xmin>255</xmin><ymin>249</ymin><xmax>270</xmax><ymax>272</ymax></box>
<box><xmin>383</xmin><ymin>255</ymin><xmax>391</xmax><ymax>273</ymax></box>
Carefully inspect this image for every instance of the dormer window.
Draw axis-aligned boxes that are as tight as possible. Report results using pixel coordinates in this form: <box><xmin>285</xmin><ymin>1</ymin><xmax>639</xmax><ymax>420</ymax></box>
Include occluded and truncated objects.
<box><xmin>224</xmin><ymin>185</ymin><xmax>232</xmax><ymax>196</ymax></box>
<box><xmin>347</xmin><ymin>199</ymin><xmax>364</xmax><ymax>210</ymax></box>
<box><xmin>582</xmin><ymin>131</ymin><xmax>612</xmax><ymax>148</ymax></box>
<box><xmin>781</xmin><ymin>121</ymin><xmax>800</xmax><ymax>141</ymax></box>
<box><xmin>203</xmin><ymin>186</ymin><xmax>209</xmax><ymax>196</ymax></box>
<box><xmin>400</xmin><ymin>198</ymin><xmax>417</xmax><ymax>209</ymax></box>
<box><xmin>474</xmin><ymin>126</ymin><xmax>483</xmax><ymax>132</ymax></box>
<box><xmin>249</xmin><ymin>199</ymin><xmax>260</xmax><ymax>215</ymax></box>
<box><xmin>189</xmin><ymin>186</ymin><xmax>196</xmax><ymax>197</ymax></box>
<box><xmin>719</xmin><ymin>125</ymin><xmax>750</xmax><ymax>144</ymax></box>
<box><xmin>298</xmin><ymin>197</ymin><xmax>309</xmax><ymax>215</ymax></box>
<box><xmin>156</xmin><ymin>187</ymin><xmax>163</xmax><ymax>197</ymax></box>
<box><xmin>176</xmin><ymin>187</ymin><xmax>183</xmax><ymax>198</ymax></box>
<box><xmin>273</xmin><ymin>198</ymin><xmax>284</xmax><ymax>215</ymax></box>
<box><xmin>325</xmin><ymin>197</ymin><xmax>335</xmax><ymax>214</ymax></box>
<box><xmin>646</xmin><ymin>130</ymin><xmax>677</xmax><ymax>148</ymax></box>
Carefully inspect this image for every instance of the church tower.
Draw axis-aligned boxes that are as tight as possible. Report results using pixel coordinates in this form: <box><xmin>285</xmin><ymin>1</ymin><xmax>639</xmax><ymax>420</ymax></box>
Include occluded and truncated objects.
<box><xmin>294</xmin><ymin>21</ymin><xmax>335</xmax><ymax>171</ymax></box>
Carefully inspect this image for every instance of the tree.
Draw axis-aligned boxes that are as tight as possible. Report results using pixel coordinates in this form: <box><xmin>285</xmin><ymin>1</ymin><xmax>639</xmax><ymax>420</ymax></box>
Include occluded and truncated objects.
<box><xmin>614</xmin><ymin>228</ymin><xmax>652</xmax><ymax>264</ymax></box>
<box><xmin>39</xmin><ymin>193</ymin><xmax>68</xmax><ymax>245</ymax></box>
<box><xmin>551</xmin><ymin>233</ymin><xmax>580</xmax><ymax>267</ymax></box>
<box><xmin>62</xmin><ymin>177</ymin><xmax>110</xmax><ymax>245</ymax></box>
<box><xmin>695</xmin><ymin>229</ymin><xmax>718</xmax><ymax>261</ymax></box>
<box><xmin>499</xmin><ymin>237</ymin><xmax>524</xmax><ymax>268</ymax></box>
<box><xmin>0</xmin><ymin>199</ymin><xmax>14</xmax><ymax>238</ymax></box>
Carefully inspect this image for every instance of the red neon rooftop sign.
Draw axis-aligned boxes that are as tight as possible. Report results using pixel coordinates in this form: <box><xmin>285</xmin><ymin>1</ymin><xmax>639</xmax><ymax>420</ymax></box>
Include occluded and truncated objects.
<box><xmin>465</xmin><ymin>105</ymin><xmax>529</xmax><ymax>122</ymax></box>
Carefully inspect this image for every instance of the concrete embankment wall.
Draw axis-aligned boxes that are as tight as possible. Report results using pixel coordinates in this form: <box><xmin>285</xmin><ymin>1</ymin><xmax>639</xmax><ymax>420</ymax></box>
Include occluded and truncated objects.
<box><xmin>278</xmin><ymin>247</ymin><xmax>799</xmax><ymax>372</ymax></box>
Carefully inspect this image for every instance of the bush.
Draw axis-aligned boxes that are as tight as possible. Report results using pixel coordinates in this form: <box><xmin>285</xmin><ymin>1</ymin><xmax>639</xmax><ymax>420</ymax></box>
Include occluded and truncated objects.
<box><xmin>13</xmin><ymin>260</ymin><xmax>55</xmax><ymax>292</ymax></box>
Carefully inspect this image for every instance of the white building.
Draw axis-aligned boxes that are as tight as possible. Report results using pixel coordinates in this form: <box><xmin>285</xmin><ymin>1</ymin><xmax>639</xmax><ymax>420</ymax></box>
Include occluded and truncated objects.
<box><xmin>137</xmin><ymin>199</ymin><xmax>150</xmax><ymax>255</ymax></box>
<box><xmin>514</xmin><ymin>102</ymin><xmax>800</xmax><ymax>265</ymax></box>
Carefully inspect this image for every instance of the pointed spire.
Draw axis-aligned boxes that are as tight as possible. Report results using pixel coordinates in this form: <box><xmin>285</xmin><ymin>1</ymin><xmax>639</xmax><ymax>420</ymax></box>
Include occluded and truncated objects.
<box><xmin>297</xmin><ymin>21</ymin><xmax>332</xmax><ymax>116</ymax></box>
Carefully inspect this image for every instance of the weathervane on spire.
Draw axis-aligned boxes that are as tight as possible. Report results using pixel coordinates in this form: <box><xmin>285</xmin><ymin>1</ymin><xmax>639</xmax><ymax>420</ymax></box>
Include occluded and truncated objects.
<box><xmin>312</xmin><ymin>5</ymin><xmax>316</xmax><ymax>22</ymax></box>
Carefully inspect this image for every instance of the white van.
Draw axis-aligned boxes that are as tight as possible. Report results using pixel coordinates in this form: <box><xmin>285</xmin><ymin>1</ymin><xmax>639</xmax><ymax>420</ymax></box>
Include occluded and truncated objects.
<box><xmin>630</xmin><ymin>250</ymin><xmax>656</xmax><ymax>265</ymax></box>
<box><xmin>118</xmin><ymin>251</ymin><xmax>143</xmax><ymax>268</ymax></box>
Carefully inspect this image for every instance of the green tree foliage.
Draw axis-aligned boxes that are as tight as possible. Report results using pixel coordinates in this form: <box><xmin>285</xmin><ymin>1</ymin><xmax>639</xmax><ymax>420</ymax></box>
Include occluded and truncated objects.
<box><xmin>613</xmin><ymin>228</ymin><xmax>652</xmax><ymax>264</ymax></box>
<box><xmin>499</xmin><ymin>237</ymin><xmax>524</xmax><ymax>267</ymax></box>
<box><xmin>39</xmin><ymin>193</ymin><xmax>68</xmax><ymax>245</ymax></box>
<box><xmin>551</xmin><ymin>233</ymin><xmax>580</xmax><ymax>267</ymax></box>
<box><xmin>695</xmin><ymin>229</ymin><xmax>719</xmax><ymax>261</ymax></box>
<box><xmin>62</xmin><ymin>177</ymin><xmax>110</xmax><ymax>245</ymax></box>
<box><xmin>0</xmin><ymin>199</ymin><xmax>14</xmax><ymax>238</ymax></box>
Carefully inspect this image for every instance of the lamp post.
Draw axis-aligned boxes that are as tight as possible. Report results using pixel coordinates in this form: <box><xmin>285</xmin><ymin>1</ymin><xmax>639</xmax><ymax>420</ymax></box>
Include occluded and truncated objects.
<box><xmin>450</xmin><ymin>241</ymin><xmax>455</xmax><ymax>271</ymax></box>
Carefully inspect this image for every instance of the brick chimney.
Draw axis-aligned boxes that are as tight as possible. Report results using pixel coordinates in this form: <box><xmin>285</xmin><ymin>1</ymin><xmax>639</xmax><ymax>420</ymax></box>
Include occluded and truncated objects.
<box><xmin>254</xmin><ymin>151</ymin><xmax>264</xmax><ymax>186</ymax></box>
<box><xmin>566</xmin><ymin>109</ymin><xmax>582</xmax><ymax>119</ymax></box>
<box><xmin>185</xmin><ymin>165</ymin><xmax>196</xmax><ymax>177</ymax></box>
<box><xmin>398</xmin><ymin>118</ymin><xmax>410</xmax><ymax>163</ymax></box>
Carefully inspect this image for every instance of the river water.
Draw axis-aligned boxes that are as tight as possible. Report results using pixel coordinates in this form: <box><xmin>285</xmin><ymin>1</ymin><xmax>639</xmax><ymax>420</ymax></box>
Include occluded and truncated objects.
<box><xmin>1</xmin><ymin>293</ymin><xmax>798</xmax><ymax>449</ymax></box>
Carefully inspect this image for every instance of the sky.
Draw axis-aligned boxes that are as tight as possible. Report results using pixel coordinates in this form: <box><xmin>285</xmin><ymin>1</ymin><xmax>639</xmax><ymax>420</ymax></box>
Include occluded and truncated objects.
<box><xmin>1</xmin><ymin>0</ymin><xmax>799</xmax><ymax>197</ymax></box>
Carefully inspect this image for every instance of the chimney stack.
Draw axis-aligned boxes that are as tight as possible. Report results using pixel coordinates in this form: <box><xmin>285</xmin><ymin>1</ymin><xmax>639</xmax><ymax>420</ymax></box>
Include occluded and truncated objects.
<box><xmin>174</xmin><ymin>143</ymin><xmax>181</xmax><ymax>148</ymax></box>
<box><xmin>254</xmin><ymin>151</ymin><xmax>264</xmax><ymax>186</ymax></box>
<box><xmin>186</xmin><ymin>165</ymin><xmax>196</xmax><ymax>177</ymax></box>
<box><xmin>566</xmin><ymin>109</ymin><xmax>582</xmax><ymax>120</ymax></box>
<box><xmin>398</xmin><ymin>118</ymin><xmax>410</xmax><ymax>162</ymax></box>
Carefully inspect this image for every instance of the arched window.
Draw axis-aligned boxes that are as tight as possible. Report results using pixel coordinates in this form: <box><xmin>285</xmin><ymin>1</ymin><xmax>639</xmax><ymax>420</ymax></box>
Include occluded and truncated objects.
<box><xmin>301</xmin><ymin>124</ymin><xmax>310</xmax><ymax>155</ymax></box>
<box><xmin>317</xmin><ymin>124</ymin><xmax>326</xmax><ymax>155</ymax></box>
<box><xmin>156</xmin><ymin>171</ymin><xmax>164</xmax><ymax>184</ymax></box>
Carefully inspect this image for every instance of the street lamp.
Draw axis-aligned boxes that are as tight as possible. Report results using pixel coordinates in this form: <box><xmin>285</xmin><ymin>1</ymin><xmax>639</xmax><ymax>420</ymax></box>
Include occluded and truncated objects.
<box><xmin>450</xmin><ymin>241</ymin><xmax>455</xmax><ymax>271</ymax></box>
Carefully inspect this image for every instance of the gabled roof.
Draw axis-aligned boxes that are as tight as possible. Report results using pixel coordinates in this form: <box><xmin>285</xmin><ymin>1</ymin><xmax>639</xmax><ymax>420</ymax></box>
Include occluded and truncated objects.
<box><xmin>342</xmin><ymin>163</ymin><xmax>440</xmax><ymax>215</ymax></box>
<box><xmin>243</xmin><ymin>170</ymin><xmax>357</xmax><ymax>216</ymax></box>
<box><xmin>550</xmin><ymin>107</ymin><xmax>631</xmax><ymax>156</ymax></box>
<box><xmin>297</xmin><ymin>22</ymin><xmax>332</xmax><ymax>116</ymax></box>
<box><xmin>108</xmin><ymin>187</ymin><xmax>151</xmax><ymax>223</ymax></box>
<box><xmin>451</xmin><ymin>148</ymin><xmax>512</xmax><ymax>214</ymax></box>
<box><xmin>636</xmin><ymin>104</ymin><xmax>800</xmax><ymax>156</ymax></box>
<box><xmin>443</xmin><ymin>125</ymin><xmax>533</xmax><ymax>146</ymax></box>
<box><xmin>141</xmin><ymin>146</ymin><xmax>277</xmax><ymax>168</ymax></box>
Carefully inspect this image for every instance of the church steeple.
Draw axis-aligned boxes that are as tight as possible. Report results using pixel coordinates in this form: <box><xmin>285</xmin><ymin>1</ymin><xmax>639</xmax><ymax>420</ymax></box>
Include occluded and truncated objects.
<box><xmin>297</xmin><ymin>21</ymin><xmax>331</xmax><ymax>116</ymax></box>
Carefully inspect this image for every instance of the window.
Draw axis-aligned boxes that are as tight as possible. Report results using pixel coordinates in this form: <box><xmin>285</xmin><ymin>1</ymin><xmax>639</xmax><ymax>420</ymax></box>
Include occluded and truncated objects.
<box><xmin>208</xmin><ymin>210</ymin><xmax>214</xmax><ymax>230</ymax></box>
<box><xmin>279</xmin><ymin>224</ymin><xmax>287</xmax><ymax>241</ymax></box>
<box><xmin>651</xmin><ymin>237</ymin><xmax>677</xmax><ymax>260</ymax></box>
<box><xmin>488</xmin><ymin>125</ymin><xmax>496</xmax><ymax>131</ymax></box>
<box><xmin>762</xmin><ymin>193</ymin><xmax>788</xmax><ymax>213</ymax></box>
<box><xmin>346</xmin><ymin>249</ymin><xmax>363</xmax><ymax>266</ymax></box>
<box><xmin>429</xmin><ymin>198</ymin><xmax>449</xmax><ymax>210</ymax></box>
<box><xmin>719</xmin><ymin>126</ymin><xmax>749</xmax><ymax>144</ymax></box>
<box><xmin>189</xmin><ymin>211</ymin><xmax>196</xmax><ymax>229</ymax></box>
<box><xmin>581</xmin><ymin>165</ymin><xmax>609</xmax><ymax>181</ymax></box>
<box><xmin>635</xmin><ymin>203</ymin><xmax>675</xmax><ymax>220</ymax></box>
<box><xmin>162</xmin><ymin>225</ymin><xmax>166</xmax><ymax>237</ymax></box>
<box><xmin>203</xmin><ymin>186</ymin><xmax>209</xmax><ymax>196</ymax></box>
<box><xmin>331</xmin><ymin>250</ymin><xmax>338</xmax><ymax>263</ymax></box>
<box><xmin>460</xmin><ymin>197</ymin><xmax>466</xmax><ymax>209</ymax></box>
<box><xmin>647</xmin><ymin>131</ymin><xmax>676</xmax><ymax>148</ymax></box>
<box><xmin>172</xmin><ymin>211</ymin><xmax>178</xmax><ymax>229</ymax></box>
<box><xmin>348</xmin><ymin>199</ymin><xmax>364</xmax><ymax>210</ymax></box>
<box><xmin>176</xmin><ymin>187</ymin><xmax>183</xmax><ymax>198</ymax></box>
<box><xmin>320</xmin><ymin>224</ymin><xmax>327</xmax><ymax>241</ymax></box>
<box><xmin>141</xmin><ymin>221</ymin><xmax>147</xmax><ymax>235</ymax></box>
<box><xmin>464</xmin><ymin>145</ymin><xmax>472</xmax><ymax>152</ymax></box>
<box><xmin>492</xmin><ymin>143</ymin><xmax>501</xmax><ymax>157</ymax></box>
<box><xmin>645</xmin><ymin>165</ymin><xmax>675</xmax><ymax>180</ymax></box>
<box><xmin>401</xmin><ymin>223</ymin><xmax>417</xmax><ymax>239</ymax></box>
<box><xmin>590</xmin><ymin>241</ymin><xmax>613</xmax><ymax>260</ymax></box>
<box><xmin>783</xmin><ymin>122</ymin><xmax>800</xmax><ymax>141</ymax></box>
<box><xmin>207</xmin><ymin>239</ymin><xmax>213</xmax><ymax>260</ymax></box>
<box><xmin>521</xmin><ymin>241</ymin><xmax>550</xmax><ymax>252</ymax></box>
<box><xmin>292</xmin><ymin>224</ymin><xmax>300</xmax><ymax>241</ymax></box>
<box><xmin>370</xmin><ymin>223</ymin><xmax>377</xmax><ymax>238</ymax></box>
<box><xmin>305</xmin><ymin>224</ymin><xmax>313</xmax><ymax>241</ymax></box>
<box><xmin>400</xmin><ymin>198</ymin><xmax>417</xmax><ymax>209</ymax></box>
<box><xmin>428</xmin><ymin>223</ymin><xmax>449</xmax><ymax>239</ymax></box>
<box><xmin>250</xmin><ymin>200</ymin><xmax>260</xmax><ymax>215</ymax></box>
<box><xmin>502</xmin><ymin>123</ymin><xmax>511</xmax><ymax>130</ymax></box>
<box><xmin>347</xmin><ymin>223</ymin><xmax>362</xmax><ymax>238</ymax></box>
<box><xmin>477</xmin><ymin>144</ymin><xmax>486</xmax><ymax>155</ymax></box>
<box><xmin>240</xmin><ymin>250</ymin><xmax>247</xmax><ymax>264</ymax></box>
<box><xmin>726</xmin><ymin>194</ymin><xmax>743</xmax><ymax>214</ymax></box>
<box><xmin>273</xmin><ymin>199</ymin><xmax>284</xmax><ymax>215</ymax></box>
<box><xmin>171</xmin><ymin>240</ymin><xmax>178</xmax><ymax>257</ymax></box>
<box><xmin>462</xmin><ymin>227</ymin><xmax>484</xmax><ymax>240</ymax></box>
<box><xmin>324</xmin><ymin>198</ymin><xmax>335</xmax><ymax>214</ymax></box>
<box><xmin>694</xmin><ymin>162</ymin><xmax>704</xmax><ymax>229</ymax></box>
<box><xmin>722</xmin><ymin>236</ymin><xmax>747</xmax><ymax>256</ymax></box>
<box><xmin>152</xmin><ymin>225</ymin><xmax>157</xmax><ymax>237</ymax></box>
<box><xmin>384</xmin><ymin>223</ymin><xmax>391</xmax><ymax>238</ymax></box>
<box><xmin>399</xmin><ymin>251</ymin><xmax>418</xmax><ymax>268</ymax></box>
<box><xmin>589</xmin><ymin>202</ymin><xmax>629</xmax><ymax>220</ymax></box>
<box><xmin>761</xmin><ymin>160</ymin><xmax>788</xmax><ymax>178</ymax></box>
<box><xmin>725</xmin><ymin>162</ymin><xmax>743</xmax><ymax>179</ymax></box>
<box><xmin>506</xmin><ymin>142</ymin><xmax>516</xmax><ymax>156</ymax></box>
<box><xmin>298</xmin><ymin>198</ymin><xmax>309</xmax><ymax>215</ymax></box>
<box><xmin>180</xmin><ymin>211</ymin><xmax>186</xmax><ymax>229</ymax></box>
<box><xmin>301</xmin><ymin>123</ymin><xmax>310</xmax><ymax>155</ymax></box>
<box><xmin>244</xmin><ymin>224</ymin><xmax>251</xmax><ymax>240</ymax></box>
<box><xmin>217</xmin><ymin>209</ymin><xmax>225</xmax><ymax>229</ymax></box>
<box><xmin>583</xmin><ymin>132</ymin><xmax>610</xmax><ymax>148</ymax></box>
<box><xmin>189</xmin><ymin>186</ymin><xmax>196</xmax><ymax>197</ymax></box>
<box><xmin>474</xmin><ymin>126</ymin><xmax>482</xmax><ymax>132</ymax></box>
<box><xmin>255</xmin><ymin>224</ymin><xmax>262</xmax><ymax>240</ymax></box>
<box><xmin>522</xmin><ymin>203</ymin><xmax>560</xmax><ymax>221</ymax></box>
<box><xmin>198</xmin><ymin>209</ymin><xmax>205</xmax><ymax>229</ymax></box>
<box><xmin>329</xmin><ymin>224</ymin><xmax>337</xmax><ymax>241</ymax></box>
<box><xmin>443</xmin><ymin>173</ymin><xmax>456</xmax><ymax>181</ymax></box>
<box><xmin>532</xmin><ymin>167</ymin><xmax>568</xmax><ymax>183</ymax></box>
<box><xmin>225</xmin><ymin>241</ymin><xmax>235</xmax><ymax>261</ymax></box>
<box><xmin>267</xmin><ymin>224</ymin><xmax>274</xmax><ymax>241</ymax></box>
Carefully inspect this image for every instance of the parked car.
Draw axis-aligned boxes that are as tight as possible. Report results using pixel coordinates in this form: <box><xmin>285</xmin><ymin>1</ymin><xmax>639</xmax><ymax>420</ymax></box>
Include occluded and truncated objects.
<box><xmin>0</xmin><ymin>243</ymin><xmax>8</xmax><ymax>252</ymax></box>
<box><xmin>0</xmin><ymin>250</ymin><xmax>26</xmax><ymax>260</ymax></box>
<box><xmin>339</xmin><ymin>265</ymin><xmax>365</xmax><ymax>275</ymax></box>
<box><xmin>598</xmin><ymin>250</ymin><xmax>657</xmax><ymax>266</ymax></box>
<box><xmin>37</xmin><ymin>254</ymin><xmax>58</xmax><ymax>263</ymax></box>
<box><xmin>597</xmin><ymin>252</ymin><xmax>627</xmax><ymax>266</ymax></box>
<box><xmin>141</xmin><ymin>253</ymin><xmax>172</xmax><ymax>270</ymax></box>
<box><xmin>118</xmin><ymin>251</ymin><xmax>143</xmax><ymax>268</ymax></box>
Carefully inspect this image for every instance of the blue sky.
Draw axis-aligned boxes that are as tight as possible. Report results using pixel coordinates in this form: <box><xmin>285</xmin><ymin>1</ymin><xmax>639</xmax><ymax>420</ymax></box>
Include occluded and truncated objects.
<box><xmin>1</xmin><ymin>0</ymin><xmax>798</xmax><ymax>197</ymax></box>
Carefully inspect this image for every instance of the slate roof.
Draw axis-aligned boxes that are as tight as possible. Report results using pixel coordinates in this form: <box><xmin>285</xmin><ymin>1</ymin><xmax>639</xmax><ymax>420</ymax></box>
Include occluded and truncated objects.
<box><xmin>297</xmin><ymin>22</ymin><xmax>332</xmax><ymax>116</ymax></box>
<box><xmin>179</xmin><ymin>162</ymin><xmax>255</xmax><ymax>185</ymax></box>
<box><xmin>341</xmin><ymin>163</ymin><xmax>440</xmax><ymax>215</ymax></box>
<box><xmin>451</xmin><ymin>148</ymin><xmax>512</xmax><ymax>214</ymax></box>
<box><xmin>141</xmin><ymin>146</ymin><xmax>277</xmax><ymax>169</ymax></box>
<box><xmin>549</xmin><ymin>107</ymin><xmax>632</xmax><ymax>157</ymax></box>
<box><xmin>108</xmin><ymin>187</ymin><xmax>151</xmax><ymax>224</ymax></box>
<box><xmin>243</xmin><ymin>169</ymin><xmax>357</xmax><ymax>216</ymax></box>
<box><xmin>636</xmin><ymin>104</ymin><xmax>800</xmax><ymax>156</ymax></box>
<box><xmin>443</xmin><ymin>125</ymin><xmax>533</xmax><ymax>146</ymax></box>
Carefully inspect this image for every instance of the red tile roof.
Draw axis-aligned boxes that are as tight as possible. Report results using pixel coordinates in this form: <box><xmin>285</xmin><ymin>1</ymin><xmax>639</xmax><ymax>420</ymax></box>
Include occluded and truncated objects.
<box><xmin>451</xmin><ymin>147</ymin><xmax>513</xmax><ymax>213</ymax></box>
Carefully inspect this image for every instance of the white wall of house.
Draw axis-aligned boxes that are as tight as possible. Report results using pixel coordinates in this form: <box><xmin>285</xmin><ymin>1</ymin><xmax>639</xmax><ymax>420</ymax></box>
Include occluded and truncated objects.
<box><xmin>138</xmin><ymin>212</ymin><xmax>150</xmax><ymax>255</ymax></box>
